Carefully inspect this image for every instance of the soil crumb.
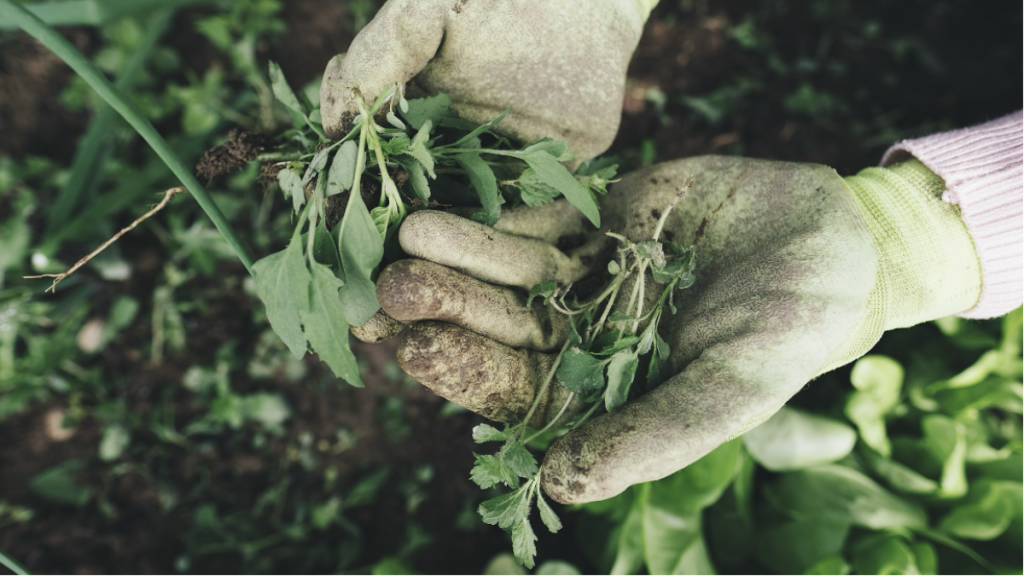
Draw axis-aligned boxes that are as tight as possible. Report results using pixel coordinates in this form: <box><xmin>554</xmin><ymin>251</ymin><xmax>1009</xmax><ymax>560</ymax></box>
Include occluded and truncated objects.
<box><xmin>195</xmin><ymin>129</ymin><xmax>270</xmax><ymax>181</ymax></box>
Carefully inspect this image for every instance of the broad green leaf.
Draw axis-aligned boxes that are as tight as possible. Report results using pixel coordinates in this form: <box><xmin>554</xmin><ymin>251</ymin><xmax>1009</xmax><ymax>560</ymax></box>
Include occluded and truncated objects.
<box><xmin>609</xmin><ymin>494</ymin><xmax>645</xmax><ymax>575</ymax></box>
<box><xmin>536</xmin><ymin>493</ymin><xmax>562</xmax><ymax>533</ymax></box>
<box><xmin>512</xmin><ymin>518</ymin><xmax>538</xmax><ymax>569</ymax></box>
<box><xmin>604</xmin><ymin>350</ymin><xmax>639</xmax><ymax>412</ymax></box>
<box><xmin>471</xmin><ymin>454</ymin><xmax>517</xmax><ymax>489</ymax></box>
<box><xmin>326</xmin><ymin>140</ymin><xmax>357</xmax><ymax>197</ymax></box>
<box><xmin>301</xmin><ymin>261</ymin><xmax>363</xmax><ymax>386</ymax></box>
<box><xmin>454</xmin><ymin>153</ymin><xmax>501</xmax><ymax>226</ymax></box>
<box><xmin>753</xmin><ymin>521</ymin><xmax>848</xmax><ymax>575</ymax></box>
<box><xmin>556</xmin><ymin>348</ymin><xmax>605</xmax><ymax>397</ymax></box>
<box><xmin>771</xmin><ymin>465</ymin><xmax>927</xmax><ymax>530</ymax></box>
<box><xmin>938</xmin><ymin>479</ymin><xmax>1015</xmax><ymax>540</ymax></box>
<box><xmin>449</xmin><ymin>105</ymin><xmax>511</xmax><ymax>148</ymax></box>
<box><xmin>641</xmin><ymin>503</ymin><xmax>712</xmax><ymax>575</ymax></box>
<box><xmin>473</xmin><ymin>424</ymin><xmax>507</xmax><ymax>443</ymax></box>
<box><xmin>650</xmin><ymin>438</ymin><xmax>743</xmax><ymax>512</ymax></box>
<box><xmin>302</xmin><ymin>147</ymin><xmax>330</xmax><ymax>184</ymax></box>
<box><xmin>910</xmin><ymin>542</ymin><xmax>937</xmax><ymax>575</ymax></box>
<box><xmin>398</xmin><ymin>157</ymin><xmax>431</xmax><ymax>202</ymax></box>
<box><xmin>268</xmin><ymin>61</ymin><xmax>307</xmax><ymax>117</ymax></box>
<box><xmin>922</xmin><ymin>414</ymin><xmax>967</xmax><ymax>498</ymax></box>
<box><xmin>864</xmin><ymin>450</ymin><xmax>939</xmax><ymax>494</ymax></box>
<box><xmin>337</xmin><ymin>185</ymin><xmax>383</xmax><ymax>326</ymax></box>
<box><xmin>802</xmin><ymin>555</ymin><xmax>849</xmax><ymax>575</ymax></box>
<box><xmin>535</xmin><ymin>560</ymin><xmax>579</xmax><ymax>575</ymax></box>
<box><xmin>850</xmin><ymin>535</ymin><xmax>919</xmax><ymax>576</ymax></box>
<box><xmin>277</xmin><ymin>168</ymin><xmax>306</xmax><ymax>213</ymax></box>
<box><xmin>846</xmin><ymin>355</ymin><xmax>904</xmax><ymax>456</ymax></box>
<box><xmin>503</xmin><ymin>443</ymin><xmax>539</xmax><ymax>479</ymax></box>
<box><xmin>743</xmin><ymin>407</ymin><xmax>856</xmax><ymax>471</ymax></box>
<box><xmin>29</xmin><ymin>459</ymin><xmax>92</xmax><ymax>506</ymax></box>
<box><xmin>253</xmin><ymin>233</ymin><xmax>310</xmax><ymax>359</ymax></box>
<box><xmin>310</xmin><ymin>222</ymin><xmax>342</xmax><ymax>273</ymax></box>
<box><xmin>513</xmin><ymin>149</ymin><xmax>600</xmax><ymax>227</ymax></box>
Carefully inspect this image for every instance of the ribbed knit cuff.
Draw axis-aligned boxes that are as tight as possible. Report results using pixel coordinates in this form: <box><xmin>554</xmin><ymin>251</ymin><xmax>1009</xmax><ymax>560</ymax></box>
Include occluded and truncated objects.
<box><xmin>881</xmin><ymin>111</ymin><xmax>1023</xmax><ymax>319</ymax></box>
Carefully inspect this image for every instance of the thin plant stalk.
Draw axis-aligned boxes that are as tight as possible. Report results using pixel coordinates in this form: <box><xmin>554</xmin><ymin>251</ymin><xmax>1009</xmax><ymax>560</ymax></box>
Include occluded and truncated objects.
<box><xmin>0</xmin><ymin>0</ymin><xmax>256</xmax><ymax>274</ymax></box>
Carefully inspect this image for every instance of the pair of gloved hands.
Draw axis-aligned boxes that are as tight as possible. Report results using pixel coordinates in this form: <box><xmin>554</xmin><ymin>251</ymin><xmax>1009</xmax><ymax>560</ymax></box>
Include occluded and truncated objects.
<box><xmin>319</xmin><ymin>0</ymin><xmax>982</xmax><ymax>504</ymax></box>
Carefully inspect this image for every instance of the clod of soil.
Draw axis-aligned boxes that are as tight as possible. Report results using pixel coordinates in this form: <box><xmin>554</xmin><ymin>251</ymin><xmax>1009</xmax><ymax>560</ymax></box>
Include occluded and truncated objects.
<box><xmin>195</xmin><ymin>129</ymin><xmax>270</xmax><ymax>181</ymax></box>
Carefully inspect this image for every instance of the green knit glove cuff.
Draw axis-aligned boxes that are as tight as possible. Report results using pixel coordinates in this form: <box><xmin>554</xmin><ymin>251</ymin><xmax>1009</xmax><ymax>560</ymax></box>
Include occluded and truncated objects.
<box><xmin>822</xmin><ymin>159</ymin><xmax>982</xmax><ymax>373</ymax></box>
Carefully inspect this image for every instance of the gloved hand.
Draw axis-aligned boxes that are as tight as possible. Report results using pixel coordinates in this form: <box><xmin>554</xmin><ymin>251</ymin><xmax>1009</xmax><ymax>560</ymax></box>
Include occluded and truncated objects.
<box><xmin>371</xmin><ymin>155</ymin><xmax>982</xmax><ymax>503</ymax></box>
<box><xmin>319</xmin><ymin>0</ymin><xmax>655</xmax><ymax>162</ymax></box>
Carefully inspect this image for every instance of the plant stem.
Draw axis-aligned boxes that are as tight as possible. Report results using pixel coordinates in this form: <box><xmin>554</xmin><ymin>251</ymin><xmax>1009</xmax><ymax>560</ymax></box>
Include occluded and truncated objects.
<box><xmin>0</xmin><ymin>0</ymin><xmax>256</xmax><ymax>274</ymax></box>
<box><xmin>519</xmin><ymin>339</ymin><xmax>571</xmax><ymax>438</ymax></box>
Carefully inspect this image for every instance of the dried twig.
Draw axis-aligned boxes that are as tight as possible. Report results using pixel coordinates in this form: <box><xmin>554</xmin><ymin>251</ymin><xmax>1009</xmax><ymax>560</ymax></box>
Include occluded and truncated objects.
<box><xmin>25</xmin><ymin>186</ymin><xmax>185</xmax><ymax>292</ymax></box>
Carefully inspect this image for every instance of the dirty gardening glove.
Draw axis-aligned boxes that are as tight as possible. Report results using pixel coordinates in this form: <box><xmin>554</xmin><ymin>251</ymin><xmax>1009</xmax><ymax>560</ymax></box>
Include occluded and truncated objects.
<box><xmin>375</xmin><ymin>155</ymin><xmax>981</xmax><ymax>504</ymax></box>
<box><xmin>319</xmin><ymin>0</ymin><xmax>655</xmax><ymax>162</ymax></box>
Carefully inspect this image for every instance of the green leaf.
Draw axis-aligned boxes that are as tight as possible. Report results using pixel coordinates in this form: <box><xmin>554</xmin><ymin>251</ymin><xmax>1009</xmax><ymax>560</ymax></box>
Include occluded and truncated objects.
<box><xmin>938</xmin><ymin>479</ymin><xmax>1016</xmax><ymax>540</ymax></box>
<box><xmin>771</xmin><ymin>465</ymin><xmax>927</xmax><ymax>530</ymax></box>
<box><xmin>337</xmin><ymin>184</ymin><xmax>383</xmax><ymax>326</ymax></box>
<box><xmin>310</xmin><ymin>222</ymin><xmax>342</xmax><ymax>273</ymax></box>
<box><xmin>536</xmin><ymin>492</ymin><xmax>562</xmax><ymax>533</ymax></box>
<box><xmin>850</xmin><ymin>535</ymin><xmax>919</xmax><ymax>576</ymax></box>
<box><xmin>503</xmin><ymin>443</ymin><xmax>539</xmax><ymax>479</ymax></box>
<box><xmin>512</xmin><ymin>149</ymin><xmax>600</xmax><ymax>227</ymax></box>
<box><xmin>646</xmin><ymin>333</ymin><xmax>671</xmax><ymax>387</ymax></box>
<box><xmin>406</xmin><ymin>120</ymin><xmax>436</xmax><ymax>178</ymax></box>
<box><xmin>512</xmin><ymin>518</ymin><xmax>538</xmax><ymax>569</ymax></box>
<box><xmin>454</xmin><ymin>152</ymin><xmax>501</xmax><ymax>226</ymax></box>
<box><xmin>471</xmin><ymin>454</ymin><xmax>517</xmax><ymax>489</ymax></box>
<box><xmin>301</xmin><ymin>261</ymin><xmax>364</xmax><ymax>386</ymax></box>
<box><xmin>863</xmin><ymin>450</ymin><xmax>939</xmax><ymax>494</ymax></box>
<box><xmin>526</xmin><ymin>280</ymin><xmax>558</xmax><ymax>307</ymax></box>
<box><xmin>609</xmin><ymin>495</ymin><xmax>645</xmax><ymax>575</ymax></box>
<box><xmin>846</xmin><ymin>355</ymin><xmax>903</xmax><ymax>457</ymax></box>
<box><xmin>449</xmin><ymin>105</ymin><xmax>511</xmax><ymax>148</ymax></box>
<box><xmin>253</xmin><ymin>232</ymin><xmax>310</xmax><ymax>359</ymax></box>
<box><xmin>326</xmin><ymin>140</ymin><xmax>358</xmax><ymax>197</ymax></box>
<box><xmin>277</xmin><ymin>167</ymin><xmax>306</xmax><ymax>213</ymax></box>
<box><xmin>268</xmin><ymin>61</ymin><xmax>307</xmax><ymax>117</ymax></box>
<box><xmin>517</xmin><ymin>168</ymin><xmax>561</xmax><ymax>207</ymax></box>
<box><xmin>29</xmin><ymin>459</ymin><xmax>92</xmax><ymax>507</ymax></box>
<box><xmin>473</xmin><ymin>424</ymin><xmax>507</xmax><ymax>443</ymax></box>
<box><xmin>604</xmin><ymin>350</ymin><xmax>639</xmax><ymax>412</ymax></box>
<box><xmin>401</xmin><ymin>93</ymin><xmax>452</xmax><ymax>130</ymax></box>
<box><xmin>742</xmin><ymin>407</ymin><xmax>857</xmax><ymax>471</ymax></box>
<box><xmin>519</xmin><ymin>138</ymin><xmax>571</xmax><ymax>161</ymax></box>
<box><xmin>753</xmin><ymin>521</ymin><xmax>848</xmax><ymax>575</ymax></box>
<box><xmin>922</xmin><ymin>414</ymin><xmax>968</xmax><ymax>498</ymax></box>
<box><xmin>592</xmin><ymin>333</ymin><xmax>640</xmax><ymax>356</ymax></box>
<box><xmin>556</xmin><ymin>348</ymin><xmax>605</xmax><ymax>397</ymax></box>
<box><xmin>99</xmin><ymin>424</ymin><xmax>130</xmax><ymax>461</ymax></box>
<box><xmin>479</xmin><ymin>486</ymin><xmax>530</xmax><ymax>530</ymax></box>
<box><xmin>535</xmin><ymin>561</ymin><xmax>580</xmax><ymax>575</ymax></box>
<box><xmin>642</xmin><ymin>499</ymin><xmax>712</xmax><ymax>575</ymax></box>
<box><xmin>302</xmin><ymin>147</ymin><xmax>330</xmax><ymax>184</ymax></box>
<box><xmin>397</xmin><ymin>157</ymin><xmax>431</xmax><ymax>202</ymax></box>
<box><xmin>802</xmin><ymin>555</ymin><xmax>849</xmax><ymax>575</ymax></box>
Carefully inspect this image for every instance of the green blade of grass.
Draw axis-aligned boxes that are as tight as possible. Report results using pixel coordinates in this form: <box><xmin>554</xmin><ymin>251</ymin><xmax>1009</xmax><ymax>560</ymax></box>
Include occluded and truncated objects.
<box><xmin>0</xmin><ymin>0</ymin><xmax>255</xmax><ymax>274</ymax></box>
<box><xmin>46</xmin><ymin>8</ymin><xmax>174</xmax><ymax>236</ymax></box>
<box><xmin>0</xmin><ymin>547</ymin><xmax>30</xmax><ymax>576</ymax></box>
<box><xmin>0</xmin><ymin>0</ymin><xmax>207</xmax><ymax>29</ymax></box>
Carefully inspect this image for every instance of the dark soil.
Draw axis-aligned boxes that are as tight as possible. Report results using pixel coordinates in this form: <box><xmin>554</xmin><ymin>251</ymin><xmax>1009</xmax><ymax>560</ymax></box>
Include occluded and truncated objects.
<box><xmin>1</xmin><ymin>0</ymin><xmax>1019</xmax><ymax>573</ymax></box>
<box><xmin>195</xmin><ymin>129</ymin><xmax>270</xmax><ymax>182</ymax></box>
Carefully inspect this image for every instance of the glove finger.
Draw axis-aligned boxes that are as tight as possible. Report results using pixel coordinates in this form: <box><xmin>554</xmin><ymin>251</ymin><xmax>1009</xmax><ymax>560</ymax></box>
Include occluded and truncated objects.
<box><xmin>350</xmin><ymin>308</ymin><xmax>406</xmax><ymax>343</ymax></box>
<box><xmin>378</xmin><ymin>259</ymin><xmax>569</xmax><ymax>352</ymax></box>
<box><xmin>320</xmin><ymin>0</ymin><xmax>447</xmax><ymax>139</ymax></box>
<box><xmin>399</xmin><ymin>210</ymin><xmax>609</xmax><ymax>290</ymax></box>
<box><xmin>397</xmin><ymin>321</ymin><xmax>581</xmax><ymax>427</ymax></box>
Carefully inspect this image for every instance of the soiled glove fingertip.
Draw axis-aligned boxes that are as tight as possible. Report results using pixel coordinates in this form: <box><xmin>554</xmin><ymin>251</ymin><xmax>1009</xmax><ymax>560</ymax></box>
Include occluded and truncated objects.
<box><xmin>350</xmin><ymin>308</ymin><xmax>405</xmax><ymax>343</ymax></box>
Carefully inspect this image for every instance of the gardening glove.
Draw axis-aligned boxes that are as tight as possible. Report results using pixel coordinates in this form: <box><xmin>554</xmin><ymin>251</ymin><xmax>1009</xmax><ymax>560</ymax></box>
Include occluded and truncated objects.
<box><xmin>319</xmin><ymin>0</ymin><xmax>655</xmax><ymax>162</ymax></box>
<box><xmin>376</xmin><ymin>155</ymin><xmax>982</xmax><ymax>504</ymax></box>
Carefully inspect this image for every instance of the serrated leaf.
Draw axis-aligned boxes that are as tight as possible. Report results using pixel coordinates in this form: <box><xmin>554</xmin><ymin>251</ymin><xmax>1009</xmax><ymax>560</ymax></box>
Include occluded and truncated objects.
<box><xmin>518</xmin><ymin>168</ymin><xmax>561</xmax><ymax>207</ymax></box>
<box><xmin>277</xmin><ymin>168</ymin><xmax>306</xmax><ymax>213</ymax></box>
<box><xmin>556</xmin><ymin>348</ymin><xmax>605</xmax><ymax>396</ymax></box>
<box><xmin>502</xmin><ymin>443</ymin><xmax>539</xmax><ymax>479</ymax></box>
<box><xmin>253</xmin><ymin>233</ymin><xmax>310</xmax><ymax>359</ymax></box>
<box><xmin>337</xmin><ymin>185</ymin><xmax>383</xmax><ymax>326</ymax></box>
<box><xmin>301</xmin><ymin>261</ymin><xmax>363</xmax><ymax>386</ymax></box>
<box><xmin>536</xmin><ymin>492</ymin><xmax>562</xmax><ymax>533</ymax></box>
<box><xmin>512</xmin><ymin>149</ymin><xmax>599</xmax><ymax>227</ymax></box>
<box><xmin>454</xmin><ymin>152</ymin><xmax>501</xmax><ymax>226</ymax></box>
<box><xmin>512</xmin><ymin>518</ymin><xmax>538</xmax><ymax>569</ymax></box>
<box><xmin>470</xmin><ymin>454</ymin><xmax>517</xmax><ymax>489</ymax></box>
<box><xmin>268</xmin><ymin>61</ymin><xmax>307</xmax><ymax>118</ymax></box>
<box><xmin>401</xmin><ymin>93</ymin><xmax>452</xmax><ymax>130</ymax></box>
<box><xmin>604</xmin><ymin>350</ymin><xmax>639</xmax><ymax>412</ymax></box>
<box><xmin>327</xmin><ymin>140</ymin><xmax>358</xmax><ymax>197</ymax></box>
<box><xmin>369</xmin><ymin>206</ymin><xmax>390</xmax><ymax>240</ymax></box>
<box><xmin>473</xmin><ymin>424</ymin><xmax>508</xmax><ymax>443</ymax></box>
<box><xmin>479</xmin><ymin>486</ymin><xmax>530</xmax><ymax>530</ymax></box>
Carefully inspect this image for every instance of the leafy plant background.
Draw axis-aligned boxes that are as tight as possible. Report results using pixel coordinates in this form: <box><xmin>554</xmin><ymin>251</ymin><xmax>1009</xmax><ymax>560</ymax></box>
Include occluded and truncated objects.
<box><xmin>0</xmin><ymin>0</ymin><xmax>1020</xmax><ymax>573</ymax></box>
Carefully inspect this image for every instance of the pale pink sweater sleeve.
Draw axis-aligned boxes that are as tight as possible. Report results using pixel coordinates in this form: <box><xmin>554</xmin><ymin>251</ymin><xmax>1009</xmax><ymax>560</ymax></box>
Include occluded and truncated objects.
<box><xmin>881</xmin><ymin>111</ymin><xmax>1023</xmax><ymax>319</ymax></box>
